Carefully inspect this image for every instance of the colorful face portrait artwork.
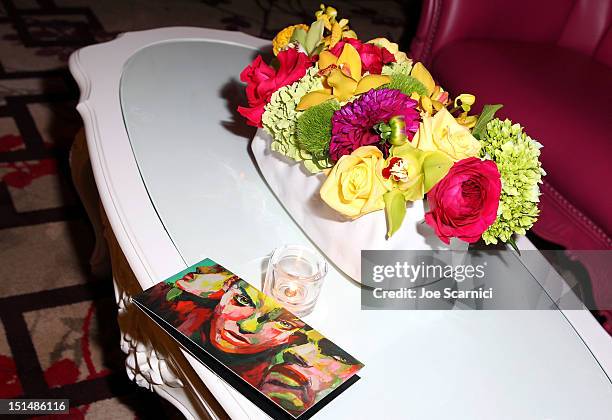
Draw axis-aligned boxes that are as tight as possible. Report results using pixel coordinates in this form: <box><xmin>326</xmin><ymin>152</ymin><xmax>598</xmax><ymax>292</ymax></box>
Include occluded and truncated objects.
<box><xmin>260</xmin><ymin>330</ymin><xmax>363</xmax><ymax>413</ymax></box>
<box><xmin>137</xmin><ymin>259</ymin><xmax>363</xmax><ymax>417</ymax></box>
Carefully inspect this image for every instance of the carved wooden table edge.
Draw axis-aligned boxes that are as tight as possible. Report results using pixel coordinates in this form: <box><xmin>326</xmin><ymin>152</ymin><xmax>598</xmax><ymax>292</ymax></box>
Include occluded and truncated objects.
<box><xmin>70</xmin><ymin>129</ymin><xmax>230</xmax><ymax>420</ymax></box>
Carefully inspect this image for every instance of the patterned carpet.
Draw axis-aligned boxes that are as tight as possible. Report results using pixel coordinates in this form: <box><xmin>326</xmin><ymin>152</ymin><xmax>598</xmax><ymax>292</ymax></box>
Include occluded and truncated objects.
<box><xmin>0</xmin><ymin>0</ymin><xmax>412</xmax><ymax>418</ymax></box>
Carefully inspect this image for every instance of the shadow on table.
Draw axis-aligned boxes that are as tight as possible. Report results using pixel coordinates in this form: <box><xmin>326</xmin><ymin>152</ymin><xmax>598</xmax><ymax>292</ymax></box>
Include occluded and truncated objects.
<box><xmin>220</xmin><ymin>78</ymin><xmax>256</xmax><ymax>141</ymax></box>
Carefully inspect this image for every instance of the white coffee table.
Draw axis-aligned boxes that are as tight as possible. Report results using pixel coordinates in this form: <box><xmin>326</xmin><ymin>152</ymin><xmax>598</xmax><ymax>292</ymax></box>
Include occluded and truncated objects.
<box><xmin>69</xmin><ymin>27</ymin><xmax>612</xmax><ymax>419</ymax></box>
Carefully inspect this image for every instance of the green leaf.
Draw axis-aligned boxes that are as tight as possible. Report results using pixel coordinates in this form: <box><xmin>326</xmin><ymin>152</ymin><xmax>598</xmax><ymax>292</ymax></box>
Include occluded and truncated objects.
<box><xmin>472</xmin><ymin>104</ymin><xmax>503</xmax><ymax>139</ymax></box>
<box><xmin>383</xmin><ymin>190</ymin><xmax>407</xmax><ymax>238</ymax></box>
<box><xmin>421</xmin><ymin>151</ymin><xmax>453</xmax><ymax>192</ymax></box>
<box><xmin>304</xmin><ymin>20</ymin><xmax>324</xmax><ymax>53</ymax></box>
<box><xmin>290</xmin><ymin>28</ymin><xmax>307</xmax><ymax>45</ymax></box>
<box><xmin>507</xmin><ymin>236</ymin><xmax>521</xmax><ymax>255</ymax></box>
<box><xmin>166</xmin><ymin>287</ymin><xmax>182</xmax><ymax>301</ymax></box>
<box><xmin>310</xmin><ymin>44</ymin><xmax>325</xmax><ymax>57</ymax></box>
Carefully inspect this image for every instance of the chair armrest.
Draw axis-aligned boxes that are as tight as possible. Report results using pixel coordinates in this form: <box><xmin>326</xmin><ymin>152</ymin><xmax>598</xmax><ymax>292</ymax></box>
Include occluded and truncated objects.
<box><xmin>410</xmin><ymin>0</ymin><xmax>576</xmax><ymax>65</ymax></box>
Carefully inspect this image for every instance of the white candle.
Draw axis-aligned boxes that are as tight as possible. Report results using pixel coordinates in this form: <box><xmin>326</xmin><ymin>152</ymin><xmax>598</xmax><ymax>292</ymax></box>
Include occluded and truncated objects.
<box><xmin>285</xmin><ymin>282</ymin><xmax>299</xmax><ymax>298</ymax></box>
<box><xmin>264</xmin><ymin>245</ymin><xmax>328</xmax><ymax>317</ymax></box>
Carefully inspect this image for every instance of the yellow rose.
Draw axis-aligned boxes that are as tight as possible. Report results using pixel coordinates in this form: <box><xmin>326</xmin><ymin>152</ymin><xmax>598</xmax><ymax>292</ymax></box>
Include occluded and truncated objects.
<box><xmin>412</xmin><ymin>108</ymin><xmax>480</xmax><ymax>161</ymax></box>
<box><xmin>367</xmin><ymin>37</ymin><xmax>409</xmax><ymax>63</ymax></box>
<box><xmin>320</xmin><ymin>146</ymin><xmax>390</xmax><ymax>219</ymax></box>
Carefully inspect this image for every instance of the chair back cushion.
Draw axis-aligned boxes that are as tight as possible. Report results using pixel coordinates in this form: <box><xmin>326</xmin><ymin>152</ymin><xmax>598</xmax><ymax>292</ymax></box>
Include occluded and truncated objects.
<box><xmin>558</xmin><ymin>0</ymin><xmax>612</xmax><ymax>63</ymax></box>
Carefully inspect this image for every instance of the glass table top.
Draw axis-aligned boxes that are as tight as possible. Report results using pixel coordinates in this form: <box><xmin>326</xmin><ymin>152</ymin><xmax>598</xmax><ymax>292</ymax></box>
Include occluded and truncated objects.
<box><xmin>119</xmin><ymin>40</ymin><xmax>612</xmax><ymax>419</ymax></box>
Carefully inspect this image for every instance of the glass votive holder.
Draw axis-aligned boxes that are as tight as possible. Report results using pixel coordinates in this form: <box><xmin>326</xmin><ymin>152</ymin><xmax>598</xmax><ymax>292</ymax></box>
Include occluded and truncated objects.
<box><xmin>264</xmin><ymin>245</ymin><xmax>328</xmax><ymax>317</ymax></box>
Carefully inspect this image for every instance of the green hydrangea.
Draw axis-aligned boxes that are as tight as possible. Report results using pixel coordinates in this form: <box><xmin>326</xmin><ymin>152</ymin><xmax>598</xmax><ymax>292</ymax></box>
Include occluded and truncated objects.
<box><xmin>479</xmin><ymin>118</ymin><xmax>546</xmax><ymax>244</ymax></box>
<box><xmin>261</xmin><ymin>66</ymin><xmax>330</xmax><ymax>173</ymax></box>
<box><xmin>382</xmin><ymin>60</ymin><xmax>414</xmax><ymax>76</ymax></box>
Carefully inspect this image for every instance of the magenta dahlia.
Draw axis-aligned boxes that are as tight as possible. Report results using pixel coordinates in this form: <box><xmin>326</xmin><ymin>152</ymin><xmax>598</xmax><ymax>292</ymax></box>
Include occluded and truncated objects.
<box><xmin>329</xmin><ymin>89</ymin><xmax>420</xmax><ymax>161</ymax></box>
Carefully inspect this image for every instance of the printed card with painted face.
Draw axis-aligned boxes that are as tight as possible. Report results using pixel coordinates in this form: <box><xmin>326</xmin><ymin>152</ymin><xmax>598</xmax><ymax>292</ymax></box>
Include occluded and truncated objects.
<box><xmin>132</xmin><ymin>258</ymin><xmax>363</xmax><ymax>419</ymax></box>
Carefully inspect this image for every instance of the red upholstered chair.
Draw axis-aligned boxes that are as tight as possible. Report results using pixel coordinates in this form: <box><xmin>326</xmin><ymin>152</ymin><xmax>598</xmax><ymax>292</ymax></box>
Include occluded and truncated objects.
<box><xmin>410</xmin><ymin>0</ymin><xmax>612</xmax><ymax>308</ymax></box>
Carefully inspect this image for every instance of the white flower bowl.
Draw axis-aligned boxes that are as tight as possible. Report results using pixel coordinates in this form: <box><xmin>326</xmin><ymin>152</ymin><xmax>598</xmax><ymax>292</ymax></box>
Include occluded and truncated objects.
<box><xmin>251</xmin><ymin>128</ymin><xmax>467</xmax><ymax>282</ymax></box>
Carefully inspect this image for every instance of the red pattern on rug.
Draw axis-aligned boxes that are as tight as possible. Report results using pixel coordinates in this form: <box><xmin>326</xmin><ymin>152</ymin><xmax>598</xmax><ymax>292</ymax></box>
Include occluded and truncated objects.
<box><xmin>0</xmin><ymin>355</ymin><xmax>22</xmax><ymax>398</ymax></box>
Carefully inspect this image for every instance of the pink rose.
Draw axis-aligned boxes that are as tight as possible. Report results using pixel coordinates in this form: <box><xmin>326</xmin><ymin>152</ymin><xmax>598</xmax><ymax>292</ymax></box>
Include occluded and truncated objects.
<box><xmin>425</xmin><ymin>157</ymin><xmax>501</xmax><ymax>244</ymax></box>
<box><xmin>238</xmin><ymin>48</ymin><xmax>312</xmax><ymax>127</ymax></box>
<box><xmin>330</xmin><ymin>38</ymin><xmax>395</xmax><ymax>75</ymax></box>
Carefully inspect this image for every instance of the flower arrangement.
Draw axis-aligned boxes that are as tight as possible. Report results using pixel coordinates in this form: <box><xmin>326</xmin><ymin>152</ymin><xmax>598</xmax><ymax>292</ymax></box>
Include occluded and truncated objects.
<box><xmin>238</xmin><ymin>5</ymin><xmax>545</xmax><ymax>249</ymax></box>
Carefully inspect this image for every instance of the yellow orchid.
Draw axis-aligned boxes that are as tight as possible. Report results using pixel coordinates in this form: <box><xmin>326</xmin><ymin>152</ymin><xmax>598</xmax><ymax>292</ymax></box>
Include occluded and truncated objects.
<box><xmin>453</xmin><ymin>93</ymin><xmax>478</xmax><ymax>128</ymax></box>
<box><xmin>381</xmin><ymin>144</ymin><xmax>453</xmax><ymax>237</ymax></box>
<box><xmin>455</xmin><ymin>113</ymin><xmax>478</xmax><ymax>129</ymax></box>
<box><xmin>410</xmin><ymin>62</ymin><xmax>450</xmax><ymax>115</ymax></box>
<box><xmin>385</xmin><ymin>143</ymin><xmax>454</xmax><ymax>201</ymax></box>
<box><xmin>315</xmin><ymin>4</ymin><xmax>338</xmax><ymax>21</ymax></box>
<box><xmin>316</xmin><ymin>4</ymin><xmax>357</xmax><ymax>47</ymax></box>
<box><xmin>455</xmin><ymin>93</ymin><xmax>475</xmax><ymax>111</ymax></box>
<box><xmin>297</xmin><ymin>43</ymin><xmax>390</xmax><ymax>110</ymax></box>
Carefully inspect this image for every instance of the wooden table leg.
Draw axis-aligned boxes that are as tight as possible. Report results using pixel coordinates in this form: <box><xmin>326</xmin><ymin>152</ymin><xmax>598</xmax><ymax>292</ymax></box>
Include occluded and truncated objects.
<box><xmin>69</xmin><ymin>129</ymin><xmax>229</xmax><ymax>420</ymax></box>
<box><xmin>69</xmin><ymin>128</ymin><xmax>111</xmax><ymax>278</ymax></box>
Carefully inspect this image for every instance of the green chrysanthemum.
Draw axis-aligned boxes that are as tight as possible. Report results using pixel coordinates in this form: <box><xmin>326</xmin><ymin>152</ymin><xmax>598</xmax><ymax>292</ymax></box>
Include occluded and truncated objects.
<box><xmin>261</xmin><ymin>66</ymin><xmax>330</xmax><ymax>173</ymax></box>
<box><xmin>296</xmin><ymin>100</ymin><xmax>340</xmax><ymax>163</ymax></box>
<box><xmin>385</xmin><ymin>74</ymin><xmax>427</xmax><ymax>97</ymax></box>
<box><xmin>479</xmin><ymin>118</ymin><xmax>546</xmax><ymax>244</ymax></box>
